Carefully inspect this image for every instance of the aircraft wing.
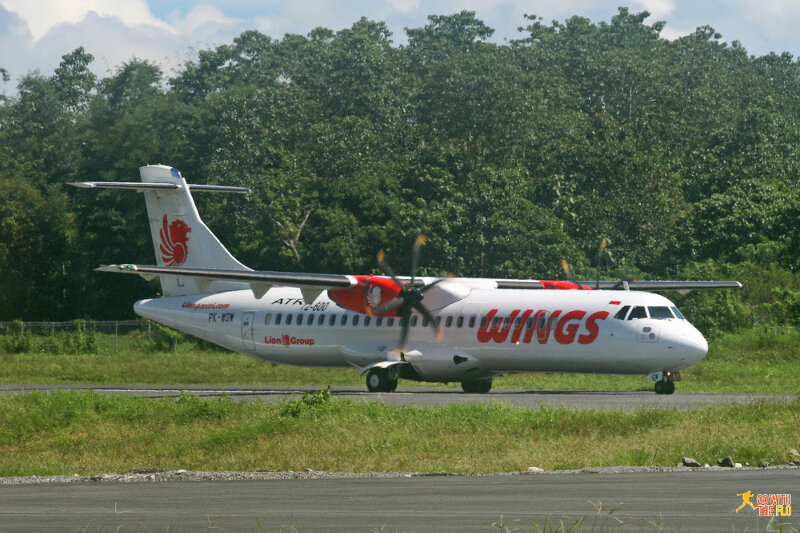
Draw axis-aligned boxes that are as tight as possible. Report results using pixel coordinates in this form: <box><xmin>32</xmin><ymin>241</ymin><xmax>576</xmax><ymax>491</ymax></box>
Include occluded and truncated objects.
<box><xmin>492</xmin><ymin>279</ymin><xmax>742</xmax><ymax>290</ymax></box>
<box><xmin>96</xmin><ymin>263</ymin><xmax>356</xmax><ymax>301</ymax></box>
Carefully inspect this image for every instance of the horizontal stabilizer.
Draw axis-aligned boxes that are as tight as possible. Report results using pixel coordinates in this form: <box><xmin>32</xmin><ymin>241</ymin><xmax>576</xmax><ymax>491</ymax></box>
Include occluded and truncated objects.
<box><xmin>69</xmin><ymin>182</ymin><xmax>251</xmax><ymax>194</ymax></box>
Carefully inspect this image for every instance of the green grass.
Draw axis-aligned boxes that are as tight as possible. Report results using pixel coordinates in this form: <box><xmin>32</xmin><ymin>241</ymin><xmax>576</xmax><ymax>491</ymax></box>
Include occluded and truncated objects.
<box><xmin>1</xmin><ymin>325</ymin><xmax>798</xmax><ymax>393</ymax></box>
<box><xmin>0</xmin><ymin>390</ymin><xmax>797</xmax><ymax>477</ymax></box>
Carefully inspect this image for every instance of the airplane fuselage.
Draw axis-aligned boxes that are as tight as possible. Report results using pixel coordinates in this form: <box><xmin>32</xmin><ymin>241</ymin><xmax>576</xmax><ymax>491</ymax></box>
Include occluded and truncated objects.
<box><xmin>135</xmin><ymin>286</ymin><xmax>707</xmax><ymax>381</ymax></box>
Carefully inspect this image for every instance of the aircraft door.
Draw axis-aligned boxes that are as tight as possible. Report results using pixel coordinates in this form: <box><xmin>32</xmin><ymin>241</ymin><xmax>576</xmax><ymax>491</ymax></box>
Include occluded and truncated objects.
<box><xmin>241</xmin><ymin>311</ymin><xmax>255</xmax><ymax>351</ymax></box>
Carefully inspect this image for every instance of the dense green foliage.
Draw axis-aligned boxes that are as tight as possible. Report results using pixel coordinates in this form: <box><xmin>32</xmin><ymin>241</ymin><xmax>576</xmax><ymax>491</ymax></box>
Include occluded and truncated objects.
<box><xmin>2</xmin><ymin>8</ymin><xmax>799</xmax><ymax>331</ymax></box>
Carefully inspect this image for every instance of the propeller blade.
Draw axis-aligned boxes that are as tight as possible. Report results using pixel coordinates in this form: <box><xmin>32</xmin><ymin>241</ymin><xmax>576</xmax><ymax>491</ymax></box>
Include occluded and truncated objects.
<box><xmin>377</xmin><ymin>250</ymin><xmax>403</xmax><ymax>286</ymax></box>
<box><xmin>409</xmin><ymin>234</ymin><xmax>427</xmax><ymax>286</ymax></box>
<box><xmin>562</xmin><ymin>259</ymin><xmax>583</xmax><ymax>290</ymax></box>
<box><xmin>396</xmin><ymin>305</ymin><xmax>412</xmax><ymax>353</ymax></box>
<box><xmin>596</xmin><ymin>238</ymin><xmax>608</xmax><ymax>265</ymax></box>
<box><xmin>419</xmin><ymin>278</ymin><xmax>445</xmax><ymax>293</ymax></box>
<box><xmin>413</xmin><ymin>302</ymin><xmax>444</xmax><ymax>343</ymax></box>
<box><xmin>372</xmin><ymin>296</ymin><xmax>405</xmax><ymax>316</ymax></box>
<box><xmin>561</xmin><ymin>260</ymin><xmax>573</xmax><ymax>280</ymax></box>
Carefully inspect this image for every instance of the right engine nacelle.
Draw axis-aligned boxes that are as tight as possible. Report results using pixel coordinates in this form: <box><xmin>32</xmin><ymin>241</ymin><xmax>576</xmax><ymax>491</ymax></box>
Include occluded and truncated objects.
<box><xmin>403</xmin><ymin>343</ymin><xmax>487</xmax><ymax>382</ymax></box>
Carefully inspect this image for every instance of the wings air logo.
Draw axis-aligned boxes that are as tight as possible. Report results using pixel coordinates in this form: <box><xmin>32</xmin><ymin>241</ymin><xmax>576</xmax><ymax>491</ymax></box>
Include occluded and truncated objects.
<box><xmin>159</xmin><ymin>215</ymin><xmax>191</xmax><ymax>266</ymax></box>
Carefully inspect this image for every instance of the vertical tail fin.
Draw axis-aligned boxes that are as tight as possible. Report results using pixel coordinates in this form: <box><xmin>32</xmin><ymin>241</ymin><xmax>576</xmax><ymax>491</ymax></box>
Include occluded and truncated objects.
<box><xmin>71</xmin><ymin>164</ymin><xmax>251</xmax><ymax>296</ymax></box>
<box><xmin>139</xmin><ymin>165</ymin><xmax>251</xmax><ymax>296</ymax></box>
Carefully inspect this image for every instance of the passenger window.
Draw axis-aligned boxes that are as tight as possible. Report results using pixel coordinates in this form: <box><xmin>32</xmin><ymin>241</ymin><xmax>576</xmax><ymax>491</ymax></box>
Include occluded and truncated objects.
<box><xmin>514</xmin><ymin>316</ymin><xmax>522</xmax><ymax>329</ymax></box>
<box><xmin>469</xmin><ymin>316</ymin><xmax>476</xmax><ymax>328</ymax></box>
<box><xmin>614</xmin><ymin>305</ymin><xmax>630</xmax><ymax>320</ymax></box>
<box><xmin>411</xmin><ymin>316</ymin><xmax>418</xmax><ymax>327</ymax></box>
<box><xmin>671</xmin><ymin>306</ymin><xmax>686</xmax><ymax>320</ymax></box>
<box><xmin>457</xmin><ymin>316</ymin><xmax>464</xmax><ymax>328</ymax></box>
<box><xmin>480</xmin><ymin>316</ymin><xmax>488</xmax><ymax>328</ymax></box>
<box><xmin>399</xmin><ymin>317</ymin><xmax>407</xmax><ymax>327</ymax></box>
<box><xmin>341</xmin><ymin>314</ymin><xmax>348</xmax><ymax>326</ymax></box>
<box><xmin>265</xmin><ymin>313</ymin><xmax>272</xmax><ymax>325</ymax></box>
<box><xmin>537</xmin><ymin>314</ymin><xmax>547</xmax><ymax>330</ymax></box>
<box><xmin>297</xmin><ymin>314</ymin><xmax>304</xmax><ymax>326</ymax></box>
<box><xmin>503</xmin><ymin>316</ymin><xmax>511</xmax><ymax>326</ymax></box>
<box><xmin>285</xmin><ymin>314</ymin><xmax>293</xmax><ymax>325</ymax></box>
<box><xmin>422</xmin><ymin>317</ymin><xmax>429</xmax><ymax>327</ymax></box>
<box><xmin>329</xmin><ymin>314</ymin><xmax>336</xmax><ymax>326</ymax></box>
<box><xmin>648</xmin><ymin>306</ymin><xmax>674</xmax><ymax>319</ymax></box>
<box><xmin>492</xmin><ymin>317</ymin><xmax>500</xmax><ymax>328</ymax></box>
<box><xmin>627</xmin><ymin>306</ymin><xmax>647</xmax><ymax>320</ymax></box>
<box><xmin>318</xmin><ymin>314</ymin><xmax>325</xmax><ymax>326</ymax></box>
<box><xmin>307</xmin><ymin>313</ymin><xmax>314</xmax><ymax>324</ymax></box>
<box><xmin>376</xmin><ymin>317</ymin><xmax>383</xmax><ymax>326</ymax></box>
<box><xmin>445</xmin><ymin>316</ymin><xmax>453</xmax><ymax>328</ymax></box>
<box><xmin>275</xmin><ymin>313</ymin><xmax>282</xmax><ymax>325</ymax></box>
<box><xmin>434</xmin><ymin>317</ymin><xmax>441</xmax><ymax>328</ymax></box>
<box><xmin>352</xmin><ymin>315</ymin><xmax>360</xmax><ymax>326</ymax></box>
<box><xmin>526</xmin><ymin>317</ymin><xmax>534</xmax><ymax>329</ymax></box>
<box><xmin>364</xmin><ymin>316</ymin><xmax>371</xmax><ymax>326</ymax></box>
<box><xmin>387</xmin><ymin>318</ymin><xmax>395</xmax><ymax>327</ymax></box>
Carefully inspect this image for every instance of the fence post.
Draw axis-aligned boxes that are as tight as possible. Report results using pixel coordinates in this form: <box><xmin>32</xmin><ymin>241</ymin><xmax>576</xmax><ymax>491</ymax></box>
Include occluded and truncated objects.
<box><xmin>115</xmin><ymin>321</ymin><xmax>119</xmax><ymax>352</ymax></box>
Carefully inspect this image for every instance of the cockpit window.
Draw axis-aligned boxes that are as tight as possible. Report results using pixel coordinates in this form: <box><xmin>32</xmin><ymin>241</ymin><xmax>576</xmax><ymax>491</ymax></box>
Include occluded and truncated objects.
<box><xmin>614</xmin><ymin>305</ymin><xmax>631</xmax><ymax>320</ymax></box>
<box><xmin>627</xmin><ymin>306</ymin><xmax>647</xmax><ymax>320</ymax></box>
<box><xmin>648</xmin><ymin>306</ymin><xmax>674</xmax><ymax>319</ymax></box>
<box><xmin>671</xmin><ymin>306</ymin><xmax>686</xmax><ymax>320</ymax></box>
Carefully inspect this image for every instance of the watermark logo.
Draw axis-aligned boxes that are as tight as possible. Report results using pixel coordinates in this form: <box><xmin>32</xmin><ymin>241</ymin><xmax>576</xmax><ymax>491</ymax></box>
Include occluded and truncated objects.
<box><xmin>736</xmin><ymin>491</ymin><xmax>791</xmax><ymax>516</ymax></box>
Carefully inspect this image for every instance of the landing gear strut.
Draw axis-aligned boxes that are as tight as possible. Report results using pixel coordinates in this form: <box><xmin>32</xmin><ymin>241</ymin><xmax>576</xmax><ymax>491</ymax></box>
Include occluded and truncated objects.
<box><xmin>366</xmin><ymin>367</ymin><xmax>398</xmax><ymax>393</ymax></box>
<box><xmin>461</xmin><ymin>378</ymin><xmax>493</xmax><ymax>394</ymax></box>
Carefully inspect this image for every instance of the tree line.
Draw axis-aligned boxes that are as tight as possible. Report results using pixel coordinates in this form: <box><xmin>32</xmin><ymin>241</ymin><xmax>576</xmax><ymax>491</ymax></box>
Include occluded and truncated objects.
<box><xmin>1</xmin><ymin>8</ymin><xmax>799</xmax><ymax>334</ymax></box>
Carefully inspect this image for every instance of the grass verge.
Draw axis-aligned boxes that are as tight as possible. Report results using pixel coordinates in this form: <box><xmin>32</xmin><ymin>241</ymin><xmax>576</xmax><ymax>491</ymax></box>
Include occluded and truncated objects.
<box><xmin>0</xmin><ymin>391</ymin><xmax>797</xmax><ymax>477</ymax></box>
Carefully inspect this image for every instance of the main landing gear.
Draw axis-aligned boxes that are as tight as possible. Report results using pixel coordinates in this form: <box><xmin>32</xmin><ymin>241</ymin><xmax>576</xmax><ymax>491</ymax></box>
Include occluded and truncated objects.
<box><xmin>366</xmin><ymin>367</ymin><xmax>398</xmax><ymax>393</ymax></box>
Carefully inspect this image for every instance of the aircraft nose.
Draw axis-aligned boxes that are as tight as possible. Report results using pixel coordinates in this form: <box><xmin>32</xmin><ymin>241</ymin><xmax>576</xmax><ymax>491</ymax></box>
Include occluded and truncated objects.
<box><xmin>680</xmin><ymin>329</ymin><xmax>708</xmax><ymax>364</ymax></box>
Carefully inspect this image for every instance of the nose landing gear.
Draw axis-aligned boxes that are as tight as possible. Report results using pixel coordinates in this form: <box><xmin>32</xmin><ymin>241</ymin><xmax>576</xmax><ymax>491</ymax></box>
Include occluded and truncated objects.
<box><xmin>649</xmin><ymin>370</ymin><xmax>679</xmax><ymax>395</ymax></box>
<box><xmin>654</xmin><ymin>380</ymin><xmax>675</xmax><ymax>394</ymax></box>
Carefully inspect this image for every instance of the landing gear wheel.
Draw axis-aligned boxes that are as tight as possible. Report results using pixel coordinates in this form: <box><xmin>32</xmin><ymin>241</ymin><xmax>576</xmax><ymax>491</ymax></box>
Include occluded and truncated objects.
<box><xmin>366</xmin><ymin>368</ymin><xmax>398</xmax><ymax>393</ymax></box>
<box><xmin>461</xmin><ymin>378</ymin><xmax>493</xmax><ymax>394</ymax></box>
<box><xmin>654</xmin><ymin>381</ymin><xmax>675</xmax><ymax>395</ymax></box>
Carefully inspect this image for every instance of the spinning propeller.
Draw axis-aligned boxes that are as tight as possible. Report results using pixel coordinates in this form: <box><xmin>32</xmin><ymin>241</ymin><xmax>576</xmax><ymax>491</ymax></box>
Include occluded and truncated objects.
<box><xmin>371</xmin><ymin>235</ymin><xmax>444</xmax><ymax>352</ymax></box>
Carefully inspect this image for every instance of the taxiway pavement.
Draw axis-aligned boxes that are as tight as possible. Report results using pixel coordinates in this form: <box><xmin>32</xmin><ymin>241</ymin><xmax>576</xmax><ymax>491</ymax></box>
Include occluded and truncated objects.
<box><xmin>2</xmin><ymin>383</ymin><xmax>796</xmax><ymax>410</ymax></box>
<box><xmin>1</xmin><ymin>469</ymin><xmax>797</xmax><ymax>532</ymax></box>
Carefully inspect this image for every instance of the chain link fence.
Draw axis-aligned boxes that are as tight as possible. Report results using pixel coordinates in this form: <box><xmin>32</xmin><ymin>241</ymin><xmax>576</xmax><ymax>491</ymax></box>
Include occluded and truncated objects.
<box><xmin>0</xmin><ymin>320</ymin><xmax>194</xmax><ymax>353</ymax></box>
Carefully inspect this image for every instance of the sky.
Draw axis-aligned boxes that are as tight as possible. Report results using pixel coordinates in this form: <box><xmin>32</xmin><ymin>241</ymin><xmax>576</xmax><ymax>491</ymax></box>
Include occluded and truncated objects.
<box><xmin>2</xmin><ymin>0</ymin><xmax>800</xmax><ymax>92</ymax></box>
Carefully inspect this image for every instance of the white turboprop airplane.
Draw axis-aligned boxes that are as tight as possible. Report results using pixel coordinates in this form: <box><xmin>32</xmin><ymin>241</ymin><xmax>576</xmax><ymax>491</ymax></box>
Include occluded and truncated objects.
<box><xmin>72</xmin><ymin>165</ymin><xmax>741</xmax><ymax>395</ymax></box>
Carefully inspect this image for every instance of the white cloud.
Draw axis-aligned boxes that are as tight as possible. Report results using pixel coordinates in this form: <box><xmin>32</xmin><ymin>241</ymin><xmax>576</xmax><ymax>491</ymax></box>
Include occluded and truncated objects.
<box><xmin>175</xmin><ymin>4</ymin><xmax>239</xmax><ymax>34</ymax></box>
<box><xmin>386</xmin><ymin>0</ymin><xmax>420</xmax><ymax>15</ymax></box>
<box><xmin>0</xmin><ymin>0</ymin><xmax>172</xmax><ymax>40</ymax></box>
<box><xmin>631</xmin><ymin>0</ymin><xmax>675</xmax><ymax>19</ymax></box>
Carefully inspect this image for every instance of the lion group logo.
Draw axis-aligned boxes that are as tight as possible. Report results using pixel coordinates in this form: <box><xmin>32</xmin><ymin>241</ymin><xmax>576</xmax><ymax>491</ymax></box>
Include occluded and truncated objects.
<box><xmin>159</xmin><ymin>214</ymin><xmax>191</xmax><ymax>266</ymax></box>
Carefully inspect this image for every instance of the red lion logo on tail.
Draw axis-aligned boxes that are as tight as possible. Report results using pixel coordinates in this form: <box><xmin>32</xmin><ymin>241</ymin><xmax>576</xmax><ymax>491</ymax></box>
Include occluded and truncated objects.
<box><xmin>159</xmin><ymin>215</ymin><xmax>191</xmax><ymax>266</ymax></box>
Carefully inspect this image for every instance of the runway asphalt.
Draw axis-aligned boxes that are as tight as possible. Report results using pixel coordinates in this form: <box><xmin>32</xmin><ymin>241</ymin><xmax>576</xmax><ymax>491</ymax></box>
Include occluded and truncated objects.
<box><xmin>1</xmin><ymin>469</ymin><xmax>797</xmax><ymax>532</ymax></box>
<box><xmin>2</xmin><ymin>383</ymin><xmax>796</xmax><ymax>410</ymax></box>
